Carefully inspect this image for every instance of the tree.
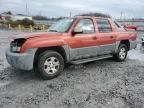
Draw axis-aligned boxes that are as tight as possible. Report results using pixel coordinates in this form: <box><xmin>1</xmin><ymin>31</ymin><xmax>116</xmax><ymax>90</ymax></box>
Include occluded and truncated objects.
<box><xmin>20</xmin><ymin>18</ymin><xmax>34</xmax><ymax>26</ymax></box>
<box><xmin>15</xmin><ymin>20</ymin><xmax>21</xmax><ymax>25</ymax></box>
<box><xmin>33</xmin><ymin>15</ymin><xmax>49</xmax><ymax>20</ymax></box>
<box><xmin>3</xmin><ymin>11</ymin><xmax>12</xmax><ymax>15</ymax></box>
<box><xmin>7</xmin><ymin>11</ymin><xmax>12</xmax><ymax>15</ymax></box>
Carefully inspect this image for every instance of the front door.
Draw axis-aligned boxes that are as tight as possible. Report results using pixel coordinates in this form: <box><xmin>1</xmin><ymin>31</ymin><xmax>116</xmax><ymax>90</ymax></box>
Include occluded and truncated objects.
<box><xmin>67</xmin><ymin>18</ymin><xmax>99</xmax><ymax>60</ymax></box>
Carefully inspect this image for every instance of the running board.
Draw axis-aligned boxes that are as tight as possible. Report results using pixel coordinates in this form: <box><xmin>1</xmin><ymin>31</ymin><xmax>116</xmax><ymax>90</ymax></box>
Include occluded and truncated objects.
<box><xmin>70</xmin><ymin>55</ymin><xmax>113</xmax><ymax>64</ymax></box>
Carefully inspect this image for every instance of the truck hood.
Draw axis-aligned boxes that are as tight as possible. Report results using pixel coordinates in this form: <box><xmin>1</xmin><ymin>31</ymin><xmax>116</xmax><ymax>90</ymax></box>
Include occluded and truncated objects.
<box><xmin>12</xmin><ymin>32</ymin><xmax>65</xmax><ymax>39</ymax></box>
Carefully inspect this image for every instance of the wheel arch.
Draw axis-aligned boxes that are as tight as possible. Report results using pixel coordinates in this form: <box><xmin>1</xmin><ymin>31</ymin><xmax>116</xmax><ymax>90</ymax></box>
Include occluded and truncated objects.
<box><xmin>114</xmin><ymin>40</ymin><xmax>130</xmax><ymax>53</ymax></box>
<box><xmin>120</xmin><ymin>40</ymin><xmax>130</xmax><ymax>50</ymax></box>
<box><xmin>33</xmin><ymin>46</ymin><xmax>68</xmax><ymax>68</ymax></box>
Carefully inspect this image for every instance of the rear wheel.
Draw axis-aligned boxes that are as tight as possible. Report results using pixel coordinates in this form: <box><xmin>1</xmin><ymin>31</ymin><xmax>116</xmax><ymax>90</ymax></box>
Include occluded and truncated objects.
<box><xmin>113</xmin><ymin>44</ymin><xmax>128</xmax><ymax>62</ymax></box>
<box><xmin>37</xmin><ymin>50</ymin><xmax>64</xmax><ymax>80</ymax></box>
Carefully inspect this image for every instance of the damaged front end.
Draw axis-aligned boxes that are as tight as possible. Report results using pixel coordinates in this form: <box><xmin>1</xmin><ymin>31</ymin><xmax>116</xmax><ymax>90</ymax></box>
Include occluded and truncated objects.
<box><xmin>6</xmin><ymin>38</ymin><xmax>37</xmax><ymax>70</ymax></box>
<box><xmin>10</xmin><ymin>38</ymin><xmax>26</xmax><ymax>53</ymax></box>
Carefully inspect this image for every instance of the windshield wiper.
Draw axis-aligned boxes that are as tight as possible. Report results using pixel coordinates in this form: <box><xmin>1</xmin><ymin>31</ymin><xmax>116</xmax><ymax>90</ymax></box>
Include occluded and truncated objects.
<box><xmin>49</xmin><ymin>30</ymin><xmax>58</xmax><ymax>32</ymax></box>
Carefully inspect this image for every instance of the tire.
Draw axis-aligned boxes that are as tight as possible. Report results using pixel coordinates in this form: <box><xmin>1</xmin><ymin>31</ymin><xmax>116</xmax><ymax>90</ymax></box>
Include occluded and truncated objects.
<box><xmin>113</xmin><ymin>44</ymin><xmax>128</xmax><ymax>62</ymax></box>
<box><xmin>37</xmin><ymin>50</ymin><xmax>64</xmax><ymax>80</ymax></box>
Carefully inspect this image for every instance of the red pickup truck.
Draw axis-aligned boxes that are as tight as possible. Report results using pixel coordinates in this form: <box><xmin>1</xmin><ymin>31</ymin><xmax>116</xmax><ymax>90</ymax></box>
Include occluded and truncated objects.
<box><xmin>6</xmin><ymin>16</ymin><xmax>137</xmax><ymax>79</ymax></box>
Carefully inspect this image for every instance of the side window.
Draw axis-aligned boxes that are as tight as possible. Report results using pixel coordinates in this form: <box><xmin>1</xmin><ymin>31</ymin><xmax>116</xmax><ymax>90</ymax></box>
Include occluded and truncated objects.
<box><xmin>75</xmin><ymin>19</ymin><xmax>95</xmax><ymax>34</ymax></box>
<box><xmin>96</xmin><ymin>19</ymin><xmax>112</xmax><ymax>32</ymax></box>
<box><xmin>114</xmin><ymin>21</ymin><xmax>121</xmax><ymax>28</ymax></box>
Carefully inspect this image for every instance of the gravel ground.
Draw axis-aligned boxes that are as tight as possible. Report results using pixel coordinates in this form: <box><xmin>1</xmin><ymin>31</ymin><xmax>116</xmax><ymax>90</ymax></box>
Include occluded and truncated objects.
<box><xmin>0</xmin><ymin>30</ymin><xmax>144</xmax><ymax>108</ymax></box>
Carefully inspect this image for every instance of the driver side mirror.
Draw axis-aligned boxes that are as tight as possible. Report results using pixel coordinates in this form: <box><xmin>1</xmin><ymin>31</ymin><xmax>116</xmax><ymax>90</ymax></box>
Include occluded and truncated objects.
<box><xmin>72</xmin><ymin>26</ymin><xmax>83</xmax><ymax>35</ymax></box>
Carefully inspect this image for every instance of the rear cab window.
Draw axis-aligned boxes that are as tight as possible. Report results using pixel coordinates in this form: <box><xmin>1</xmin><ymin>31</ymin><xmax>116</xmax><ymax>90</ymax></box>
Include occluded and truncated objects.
<box><xmin>113</xmin><ymin>20</ymin><xmax>126</xmax><ymax>31</ymax></box>
<box><xmin>96</xmin><ymin>19</ymin><xmax>112</xmax><ymax>33</ymax></box>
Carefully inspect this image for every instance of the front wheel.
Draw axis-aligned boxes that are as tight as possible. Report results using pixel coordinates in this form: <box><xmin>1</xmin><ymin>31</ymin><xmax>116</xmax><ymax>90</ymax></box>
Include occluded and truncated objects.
<box><xmin>113</xmin><ymin>44</ymin><xmax>128</xmax><ymax>62</ymax></box>
<box><xmin>37</xmin><ymin>50</ymin><xmax>64</xmax><ymax>80</ymax></box>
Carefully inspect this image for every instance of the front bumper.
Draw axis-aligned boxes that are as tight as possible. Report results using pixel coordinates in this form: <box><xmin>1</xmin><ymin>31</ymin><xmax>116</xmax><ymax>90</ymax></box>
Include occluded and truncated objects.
<box><xmin>5</xmin><ymin>48</ymin><xmax>37</xmax><ymax>70</ymax></box>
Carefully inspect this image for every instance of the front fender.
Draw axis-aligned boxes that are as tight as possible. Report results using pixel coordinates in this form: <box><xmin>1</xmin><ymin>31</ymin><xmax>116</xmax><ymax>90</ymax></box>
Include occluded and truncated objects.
<box><xmin>20</xmin><ymin>38</ymin><xmax>66</xmax><ymax>53</ymax></box>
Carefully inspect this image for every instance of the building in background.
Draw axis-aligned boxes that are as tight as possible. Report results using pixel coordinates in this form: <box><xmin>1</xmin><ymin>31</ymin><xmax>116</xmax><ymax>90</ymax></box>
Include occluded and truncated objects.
<box><xmin>0</xmin><ymin>13</ymin><xmax>32</xmax><ymax>22</ymax></box>
<box><xmin>11</xmin><ymin>14</ymin><xmax>32</xmax><ymax>21</ymax></box>
<box><xmin>0</xmin><ymin>13</ymin><xmax>11</xmax><ymax>23</ymax></box>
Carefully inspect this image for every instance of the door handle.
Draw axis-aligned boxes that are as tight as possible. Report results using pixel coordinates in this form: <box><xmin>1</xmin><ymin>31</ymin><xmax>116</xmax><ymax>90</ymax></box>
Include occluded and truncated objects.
<box><xmin>110</xmin><ymin>36</ymin><xmax>114</xmax><ymax>38</ymax></box>
<box><xmin>92</xmin><ymin>36</ymin><xmax>97</xmax><ymax>40</ymax></box>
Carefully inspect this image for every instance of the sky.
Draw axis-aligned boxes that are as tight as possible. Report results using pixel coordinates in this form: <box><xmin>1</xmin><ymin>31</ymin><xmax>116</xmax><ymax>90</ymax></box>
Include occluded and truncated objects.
<box><xmin>0</xmin><ymin>0</ymin><xmax>144</xmax><ymax>18</ymax></box>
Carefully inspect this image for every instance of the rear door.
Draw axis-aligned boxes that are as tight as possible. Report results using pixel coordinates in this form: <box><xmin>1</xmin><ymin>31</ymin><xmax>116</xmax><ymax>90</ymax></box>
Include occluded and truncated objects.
<box><xmin>95</xmin><ymin>18</ymin><xmax>116</xmax><ymax>55</ymax></box>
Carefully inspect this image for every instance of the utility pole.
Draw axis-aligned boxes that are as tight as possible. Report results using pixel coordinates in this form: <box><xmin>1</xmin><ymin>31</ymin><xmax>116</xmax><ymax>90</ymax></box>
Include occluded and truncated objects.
<box><xmin>120</xmin><ymin>11</ymin><xmax>123</xmax><ymax>19</ymax></box>
<box><xmin>26</xmin><ymin>3</ymin><xmax>28</xmax><ymax>15</ymax></box>
<box><xmin>69</xmin><ymin>12</ymin><xmax>72</xmax><ymax>17</ymax></box>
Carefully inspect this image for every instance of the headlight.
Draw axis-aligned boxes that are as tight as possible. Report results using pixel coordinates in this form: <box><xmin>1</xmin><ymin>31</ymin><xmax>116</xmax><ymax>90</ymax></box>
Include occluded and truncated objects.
<box><xmin>10</xmin><ymin>38</ymin><xmax>26</xmax><ymax>53</ymax></box>
<box><xmin>10</xmin><ymin>46</ymin><xmax>21</xmax><ymax>52</ymax></box>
